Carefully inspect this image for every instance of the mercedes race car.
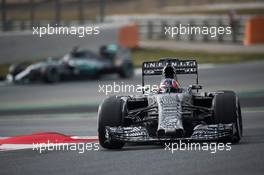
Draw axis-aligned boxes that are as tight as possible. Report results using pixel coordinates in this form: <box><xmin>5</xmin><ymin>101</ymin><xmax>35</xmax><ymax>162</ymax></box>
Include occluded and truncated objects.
<box><xmin>7</xmin><ymin>44</ymin><xmax>134</xmax><ymax>83</ymax></box>
<box><xmin>98</xmin><ymin>58</ymin><xmax>243</xmax><ymax>149</ymax></box>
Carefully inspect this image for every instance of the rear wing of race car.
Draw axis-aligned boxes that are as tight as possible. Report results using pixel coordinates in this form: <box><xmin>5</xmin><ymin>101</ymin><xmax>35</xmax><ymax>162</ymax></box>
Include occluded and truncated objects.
<box><xmin>142</xmin><ymin>58</ymin><xmax>198</xmax><ymax>92</ymax></box>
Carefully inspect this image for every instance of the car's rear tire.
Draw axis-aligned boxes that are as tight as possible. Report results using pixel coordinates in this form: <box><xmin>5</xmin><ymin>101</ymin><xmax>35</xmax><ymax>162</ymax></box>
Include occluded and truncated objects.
<box><xmin>98</xmin><ymin>96</ymin><xmax>125</xmax><ymax>149</ymax></box>
<box><xmin>213</xmin><ymin>91</ymin><xmax>243</xmax><ymax>143</ymax></box>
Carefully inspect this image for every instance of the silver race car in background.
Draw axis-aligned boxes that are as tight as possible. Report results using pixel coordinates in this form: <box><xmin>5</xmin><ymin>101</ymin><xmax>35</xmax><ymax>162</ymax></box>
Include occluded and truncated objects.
<box><xmin>98</xmin><ymin>58</ymin><xmax>243</xmax><ymax>149</ymax></box>
<box><xmin>7</xmin><ymin>44</ymin><xmax>134</xmax><ymax>83</ymax></box>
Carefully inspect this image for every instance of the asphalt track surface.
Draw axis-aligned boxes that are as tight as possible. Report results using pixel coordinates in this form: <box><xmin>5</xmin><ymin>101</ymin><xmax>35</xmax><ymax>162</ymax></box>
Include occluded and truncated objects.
<box><xmin>0</xmin><ymin>110</ymin><xmax>264</xmax><ymax>175</ymax></box>
<box><xmin>1</xmin><ymin>61</ymin><xmax>264</xmax><ymax>175</ymax></box>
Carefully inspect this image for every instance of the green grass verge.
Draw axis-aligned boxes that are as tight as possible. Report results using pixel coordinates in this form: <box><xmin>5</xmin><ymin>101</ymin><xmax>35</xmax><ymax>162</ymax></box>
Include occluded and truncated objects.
<box><xmin>131</xmin><ymin>48</ymin><xmax>264</xmax><ymax>67</ymax></box>
<box><xmin>0</xmin><ymin>64</ymin><xmax>9</xmax><ymax>78</ymax></box>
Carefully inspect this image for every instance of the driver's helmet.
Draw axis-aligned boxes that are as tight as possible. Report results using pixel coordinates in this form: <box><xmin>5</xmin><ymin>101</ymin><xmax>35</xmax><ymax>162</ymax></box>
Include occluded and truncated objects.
<box><xmin>159</xmin><ymin>78</ymin><xmax>180</xmax><ymax>93</ymax></box>
<box><xmin>100</xmin><ymin>44</ymin><xmax>117</xmax><ymax>58</ymax></box>
<box><xmin>162</xmin><ymin>64</ymin><xmax>175</xmax><ymax>79</ymax></box>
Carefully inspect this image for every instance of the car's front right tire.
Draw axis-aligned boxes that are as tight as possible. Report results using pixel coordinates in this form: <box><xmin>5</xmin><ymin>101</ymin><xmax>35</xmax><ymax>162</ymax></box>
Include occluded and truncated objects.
<box><xmin>213</xmin><ymin>91</ymin><xmax>243</xmax><ymax>143</ymax></box>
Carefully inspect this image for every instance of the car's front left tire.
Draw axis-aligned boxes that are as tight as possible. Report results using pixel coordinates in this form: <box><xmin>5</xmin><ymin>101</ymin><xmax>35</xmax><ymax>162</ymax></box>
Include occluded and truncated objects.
<box><xmin>98</xmin><ymin>96</ymin><xmax>125</xmax><ymax>149</ymax></box>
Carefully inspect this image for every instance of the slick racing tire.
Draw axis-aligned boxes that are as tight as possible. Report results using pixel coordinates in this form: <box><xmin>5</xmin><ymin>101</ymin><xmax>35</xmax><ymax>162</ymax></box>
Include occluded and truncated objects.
<box><xmin>119</xmin><ymin>62</ymin><xmax>134</xmax><ymax>78</ymax></box>
<box><xmin>43</xmin><ymin>67</ymin><xmax>60</xmax><ymax>83</ymax></box>
<box><xmin>213</xmin><ymin>91</ymin><xmax>243</xmax><ymax>143</ymax></box>
<box><xmin>9</xmin><ymin>63</ymin><xmax>27</xmax><ymax>77</ymax></box>
<box><xmin>98</xmin><ymin>96</ymin><xmax>125</xmax><ymax>149</ymax></box>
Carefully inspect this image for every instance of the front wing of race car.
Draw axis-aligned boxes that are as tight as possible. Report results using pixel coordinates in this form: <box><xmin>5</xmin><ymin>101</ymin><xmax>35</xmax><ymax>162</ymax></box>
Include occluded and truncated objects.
<box><xmin>105</xmin><ymin>123</ymin><xmax>237</xmax><ymax>143</ymax></box>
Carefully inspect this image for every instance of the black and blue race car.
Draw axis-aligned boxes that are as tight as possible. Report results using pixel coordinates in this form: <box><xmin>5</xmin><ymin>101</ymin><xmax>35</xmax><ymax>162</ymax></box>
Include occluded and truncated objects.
<box><xmin>7</xmin><ymin>44</ymin><xmax>134</xmax><ymax>83</ymax></box>
<box><xmin>98</xmin><ymin>58</ymin><xmax>243</xmax><ymax>149</ymax></box>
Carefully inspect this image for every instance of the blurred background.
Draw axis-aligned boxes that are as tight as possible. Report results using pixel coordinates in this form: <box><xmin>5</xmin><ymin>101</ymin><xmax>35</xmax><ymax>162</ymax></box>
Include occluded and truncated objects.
<box><xmin>0</xmin><ymin>0</ymin><xmax>264</xmax><ymax>138</ymax></box>
<box><xmin>0</xmin><ymin>0</ymin><xmax>264</xmax><ymax>71</ymax></box>
<box><xmin>1</xmin><ymin>1</ymin><xmax>264</xmax><ymax>174</ymax></box>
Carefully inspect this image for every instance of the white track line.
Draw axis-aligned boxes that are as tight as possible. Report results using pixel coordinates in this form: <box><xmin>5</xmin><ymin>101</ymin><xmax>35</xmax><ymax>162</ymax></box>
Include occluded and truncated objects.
<box><xmin>0</xmin><ymin>144</ymin><xmax>35</xmax><ymax>151</ymax></box>
<box><xmin>71</xmin><ymin>136</ymin><xmax>98</xmax><ymax>139</ymax></box>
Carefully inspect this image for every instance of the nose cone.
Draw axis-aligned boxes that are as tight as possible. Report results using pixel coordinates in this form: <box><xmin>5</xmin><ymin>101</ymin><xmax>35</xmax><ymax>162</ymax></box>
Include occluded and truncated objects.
<box><xmin>156</xmin><ymin>94</ymin><xmax>184</xmax><ymax>138</ymax></box>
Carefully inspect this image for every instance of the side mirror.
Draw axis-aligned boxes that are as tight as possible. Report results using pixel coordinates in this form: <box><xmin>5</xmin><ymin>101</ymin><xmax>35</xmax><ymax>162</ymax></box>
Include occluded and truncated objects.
<box><xmin>189</xmin><ymin>84</ymin><xmax>202</xmax><ymax>90</ymax></box>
